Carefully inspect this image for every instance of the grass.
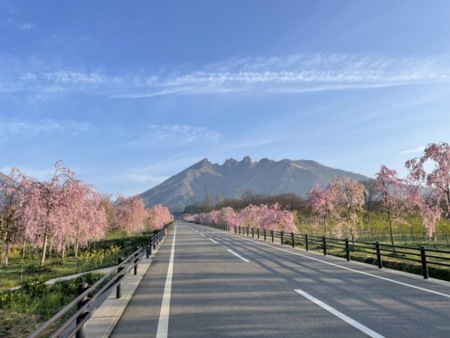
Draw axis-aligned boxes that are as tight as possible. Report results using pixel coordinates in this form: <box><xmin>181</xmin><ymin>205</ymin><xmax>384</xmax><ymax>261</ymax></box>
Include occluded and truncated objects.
<box><xmin>0</xmin><ymin>233</ymin><xmax>151</xmax><ymax>337</ymax></box>
<box><xmin>284</xmin><ymin>238</ymin><xmax>450</xmax><ymax>281</ymax></box>
<box><xmin>0</xmin><ymin>273</ymin><xmax>105</xmax><ymax>337</ymax></box>
<box><xmin>0</xmin><ymin>233</ymin><xmax>148</xmax><ymax>291</ymax></box>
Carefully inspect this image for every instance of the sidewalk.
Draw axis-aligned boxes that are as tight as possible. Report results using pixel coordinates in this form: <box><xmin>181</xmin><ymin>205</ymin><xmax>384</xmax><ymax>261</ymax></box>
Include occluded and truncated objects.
<box><xmin>85</xmin><ymin>238</ymin><xmax>166</xmax><ymax>338</ymax></box>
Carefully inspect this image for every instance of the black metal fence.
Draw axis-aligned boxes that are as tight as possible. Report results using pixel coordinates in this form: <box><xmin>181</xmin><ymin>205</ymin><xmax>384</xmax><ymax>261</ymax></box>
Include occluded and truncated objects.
<box><xmin>27</xmin><ymin>225</ymin><xmax>170</xmax><ymax>338</ymax></box>
<box><xmin>202</xmin><ymin>223</ymin><xmax>450</xmax><ymax>280</ymax></box>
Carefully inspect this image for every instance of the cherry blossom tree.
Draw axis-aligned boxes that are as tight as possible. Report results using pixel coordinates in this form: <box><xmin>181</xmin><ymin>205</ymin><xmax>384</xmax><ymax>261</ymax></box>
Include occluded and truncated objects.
<box><xmin>329</xmin><ymin>177</ymin><xmax>366</xmax><ymax>241</ymax></box>
<box><xmin>218</xmin><ymin>207</ymin><xmax>239</xmax><ymax>229</ymax></box>
<box><xmin>99</xmin><ymin>193</ymin><xmax>117</xmax><ymax>231</ymax></box>
<box><xmin>307</xmin><ymin>184</ymin><xmax>335</xmax><ymax>235</ymax></box>
<box><xmin>115</xmin><ymin>195</ymin><xmax>147</xmax><ymax>235</ymax></box>
<box><xmin>18</xmin><ymin>161</ymin><xmax>108</xmax><ymax>265</ymax></box>
<box><xmin>186</xmin><ymin>204</ymin><xmax>297</xmax><ymax>233</ymax></box>
<box><xmin>405</xmin><ymin>142</ymin><xmax>450</xmax><ymax>239</ymax></box>
<box><xmin>404</xmin><ymin>185</ymin><xmax>441</xmax><ymax>240</ymax></box>
<box><xmin>237</xmin><ymin>204</ymin><xmax>265</xmax><ymax>229</ymax></box>
<box><xmin>376</xmin><ymin>165</ymin><xmax>410</xmax><ymax>249</ymax></box>
<box><xmin>19</xmin><ymin>161</ymin><xmax>78</xmax><ymax>266</ymax></box>
<box><xmin>260</xmin><ymin>203</ymin><xmax>298</xmax><ymax>233</ymax></box>
<box><xmin>146</xmin><ymin>204</ymin><xmax>173</xmax><ymax>230</ymax></box>
<box><xmin>0</xmin><ymin>168</ymin><xmax>31</xmax><ymax>266</ymax></box>
<box><xmin>59</xmin><ymin>179</ymin><xmax>107</xmax><ymax>258</ymax></box>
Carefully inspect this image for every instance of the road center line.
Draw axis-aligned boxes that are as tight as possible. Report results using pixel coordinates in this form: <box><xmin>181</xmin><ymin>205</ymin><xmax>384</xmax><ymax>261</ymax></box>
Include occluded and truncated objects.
<box><xmin>200</xmin><ymin>232</ymin><xmax>205</xmax><ymax>237</ymax></box>
<box><xmin>227</xmin><ymin>249</ymin><xmax>250</xmax><ymax>262</ymax></box>
<box><xmin>156</xmin><ymin>225</ymin><xmax>177</xmax><ymax>338</ymax></box>
<box><xmin>209</xmin><ymin>238</ymin><xmax>218</xmax><ymax>244</ymax></box>
<box><xmin>294</xmin><ymin>289</ymin><xmax>385</xmax><ymax>338</ymax></box>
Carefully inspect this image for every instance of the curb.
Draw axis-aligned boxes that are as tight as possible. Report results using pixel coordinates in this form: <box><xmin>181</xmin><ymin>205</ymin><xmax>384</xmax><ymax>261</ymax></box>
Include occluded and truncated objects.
<box><xmin>85</xmin><ymin>237</ymin><xmax>166</xmax><ymax>338</ymax></box>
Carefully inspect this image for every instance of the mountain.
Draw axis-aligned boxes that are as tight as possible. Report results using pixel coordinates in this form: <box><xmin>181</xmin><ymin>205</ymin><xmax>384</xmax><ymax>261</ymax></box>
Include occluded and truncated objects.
<box><xmin>140</xmin><ymin>157</ymin><xmax>369</xmax><ymax>212</ymax></box>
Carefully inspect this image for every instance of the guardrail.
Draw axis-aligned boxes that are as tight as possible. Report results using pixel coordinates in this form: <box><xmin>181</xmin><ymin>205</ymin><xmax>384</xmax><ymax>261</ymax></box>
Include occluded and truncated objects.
<box><xmin>199</xmin><ymin>223</ymin><xmax>450</xmax><ymax>280</ymax></box>
<box><xmin>27</xmin><ymin>225</ymin><xmax>170</xmax><ymax>338</ymax></box>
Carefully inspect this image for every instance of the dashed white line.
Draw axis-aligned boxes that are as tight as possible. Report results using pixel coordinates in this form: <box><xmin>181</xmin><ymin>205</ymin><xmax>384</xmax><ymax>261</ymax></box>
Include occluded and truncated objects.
<box><xmin>227</xmin><ymin>249</ymin><xmax>250</xmax><ymax>262</ymax></box>
<box><xmin>156</xmin><ymin>226</ymin><xmax>176</xmax><ymax>338</ymax></box>
<box><xmin>294</xmin><ymin>289</ymin><xmax>385</xmax><ymax>338</ymax></box>
<box><xmin>209</xmin><ymin>238</ymin><xmax>218</xmax><ymax>244</ymax></box>
<box><xmin>228</xmin><ymin>232</ymin><xmax>450</xmax><ymax>299</ymax></box>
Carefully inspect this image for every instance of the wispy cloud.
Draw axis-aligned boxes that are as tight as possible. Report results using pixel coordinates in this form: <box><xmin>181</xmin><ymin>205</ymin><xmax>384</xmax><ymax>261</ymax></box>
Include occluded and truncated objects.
<box><xmin>402</xmin><ymin>146</ymin><xmax>426</xmax><ymax>154</ymax></box>
<box><xmin>1</xmin><ymin>53</ymin><xmax>449</xmax><ymax>100</ymax></box>
<box><xmin>0</xmin><ymin>118</ymin><xmax>94</xmax><ymax>137</ymax></box>
<box><xmin>126</xmin><ymin>124</ymin><xmax>223</xmax><ymax>148</ymax></box>
<box><xmin>0</xmin><ymin>1</ymin><xmax>35</xmax><ymax>32</ymax></box>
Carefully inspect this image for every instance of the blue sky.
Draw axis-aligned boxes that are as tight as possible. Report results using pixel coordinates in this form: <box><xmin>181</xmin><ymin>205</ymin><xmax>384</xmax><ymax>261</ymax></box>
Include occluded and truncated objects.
<box><xmin>1</xmin><ymin>0</ymin><xmax>450</xmax><ymax>197</ymax></box>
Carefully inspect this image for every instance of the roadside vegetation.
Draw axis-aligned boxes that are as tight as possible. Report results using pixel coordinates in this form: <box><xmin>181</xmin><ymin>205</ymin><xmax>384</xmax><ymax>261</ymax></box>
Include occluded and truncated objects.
<box><xmin>184</xmin><ymin>142</ymin><xmax>450</xmax><ymax>279</ymax></box>
<box><xmin>0</xmin><ymin>161</ymin><xmax>174</xmax><ymax>337</ymax></box>
<box><xmin>0</xmin><ymin>234</ymin><xmax>153</xmax><ymax>337</ymax></box>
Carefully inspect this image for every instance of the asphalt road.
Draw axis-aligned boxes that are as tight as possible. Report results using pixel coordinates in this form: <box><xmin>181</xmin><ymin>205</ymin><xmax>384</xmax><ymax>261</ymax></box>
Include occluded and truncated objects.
<box><xmin>111</xmin><ymin>221</ymin><xmax>450</xmax><ymax>338</ymax></box>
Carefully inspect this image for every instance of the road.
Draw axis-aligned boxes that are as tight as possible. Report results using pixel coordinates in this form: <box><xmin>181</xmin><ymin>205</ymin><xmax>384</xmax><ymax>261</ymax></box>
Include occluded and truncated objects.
<box><xmin>110</xmin><ymin>220</ymin><xmax>450</xmax><ymax>337</ymax></box>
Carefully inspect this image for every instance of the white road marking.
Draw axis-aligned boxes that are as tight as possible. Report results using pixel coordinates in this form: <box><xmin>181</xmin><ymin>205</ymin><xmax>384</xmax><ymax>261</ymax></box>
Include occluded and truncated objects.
<box><xmin>227</xmin><ymin>249</ymin><xmax>250</xmax><ymax>262</ymax></box>
<box><xmin>200</xmin><ymin>232</ymin><xmax>205</xmax><ymax>237</ymax></box>
<box><xmin>214</xmin><ymin>229</ymin><xmax>450</xmax><ymax>299</ymax></box>
<box><xmin>294</xmin><ymin>289</ymin><xmax>385</xmax><ymax>338</ymax></box>
<box><xmin>156</xmin><ymin>226</ymin><xmax>177</xmax><ymax>338</ymax></box>
<box><xmin>209</xmin><ymin>238</ymin><xmax>218</xmax><ymax>244</ymax></box>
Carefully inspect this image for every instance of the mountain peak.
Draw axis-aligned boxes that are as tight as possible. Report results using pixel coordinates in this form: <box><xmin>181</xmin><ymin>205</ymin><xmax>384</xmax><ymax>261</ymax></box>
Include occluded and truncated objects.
<box><xmin>140</xmin><ymin>157</ymin><xmax>368</xmax><ymax>211</ymax></box>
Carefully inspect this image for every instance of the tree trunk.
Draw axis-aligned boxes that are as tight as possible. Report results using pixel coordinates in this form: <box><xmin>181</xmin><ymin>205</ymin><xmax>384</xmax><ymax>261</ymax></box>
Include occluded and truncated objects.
<box><xmin>74</xmin><ymin>238</ymin><xmax>79</xmax><ymax>258</ymax></box>
<box><xmin>40</xmin><ymin>232</ymin><xmax>49</xmax><ymax>266</ymax></box>
<box><xmin>2</xmin><ymin>222</ymin><xmax>11</xmax><ymax>267</ymax></box>
<box><xmin>61</xmin><ymin>243</ymin><xmax>66</xmax><ymax>260</ymax></box>
<box><xmin>388</xmin><ymin>218</ymin><xmax>396</xmax><ymax>253</ymax></box>
<box><xmin>1</xmin><ymin>243</ymin><xmax>9</xmax><ymax>267</ymax></box>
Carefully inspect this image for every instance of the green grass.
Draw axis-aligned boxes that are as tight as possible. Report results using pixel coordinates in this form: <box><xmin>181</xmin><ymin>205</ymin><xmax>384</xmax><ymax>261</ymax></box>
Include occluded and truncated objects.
<box><xmin>0</xmin><ymin>234</ymin><xmax>148</xmax><ymax>291</ymax></box>
<box><xmin>0</xmin><ymin>233</ymin><xmax>150</xmax><ymax>337</ymax></box>
<box><xmin>0</xmin><ymin>273</ymin><xmax>105</xmax><ymax>337</ymax></box>
<box><xmin>287</xmin><ymin>239</ymin><xmax>450</xmax><ymax>281</ymax></box>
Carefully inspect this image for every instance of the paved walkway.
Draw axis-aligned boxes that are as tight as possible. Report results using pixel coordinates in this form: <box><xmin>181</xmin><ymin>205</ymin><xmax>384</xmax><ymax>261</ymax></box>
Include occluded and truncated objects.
<box><xmin>84</xmin><ymin>237</ymin><xmax>166</xmax><ymax>338</ymax></box>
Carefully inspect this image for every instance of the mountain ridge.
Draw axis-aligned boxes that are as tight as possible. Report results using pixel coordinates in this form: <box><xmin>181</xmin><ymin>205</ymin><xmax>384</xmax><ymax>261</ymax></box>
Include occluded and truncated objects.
<box><xmin>140</xmin><ymin>156</ymin><xmax>369</xmax><ymax>212</ymax></box>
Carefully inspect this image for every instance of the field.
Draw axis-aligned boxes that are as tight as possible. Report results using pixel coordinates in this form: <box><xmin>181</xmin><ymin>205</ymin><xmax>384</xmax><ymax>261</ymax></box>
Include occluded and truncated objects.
<box><xmin>0</xmin><ymin>234</ymin><xmax>148</xmax><ymax>337</ymax></box>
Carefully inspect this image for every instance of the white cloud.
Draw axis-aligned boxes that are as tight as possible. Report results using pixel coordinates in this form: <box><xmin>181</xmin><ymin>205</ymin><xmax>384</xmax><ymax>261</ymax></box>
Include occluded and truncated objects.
<box><xmin>117</xmin><ymin>53</ymin><xmax>450</xmax><ymax>98</ymax></box>
<box><xmin>20</xmin><ymin>22</ymin><xmax>34</xmax><ymax>31</ymax></box>
<box><xmin>0</xmin><ymin>118</ymin><xmax>94</xmax><ymax>137</ymax></box>
<box><xmin>1</xmin><ymin>53</ymin><xmax>449</xmax><ymax>100</ymax></box>
<box><xmin>127</xmin><ymin>124</ymin><xmax>223</xmax><ymax>147</ymax></box>
<box><xmin>402</xmin><ymin>146</ymin><xmax>426</xmax><ymax>154</ymax></box>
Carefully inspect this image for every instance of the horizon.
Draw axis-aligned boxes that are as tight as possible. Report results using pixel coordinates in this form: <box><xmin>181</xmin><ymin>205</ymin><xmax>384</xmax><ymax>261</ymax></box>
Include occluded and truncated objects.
<box><xmin>1</xmin><ymin>1</ymin><xmax>449</xmax><ymax>197</ymax></box>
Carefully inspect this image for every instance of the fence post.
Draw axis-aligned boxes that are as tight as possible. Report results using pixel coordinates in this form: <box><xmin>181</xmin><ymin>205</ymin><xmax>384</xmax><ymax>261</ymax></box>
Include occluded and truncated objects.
<box><xmin>375</xmin><ymin>242</ymin><xmax>382</xmax><ymax>269</ymax></box>
<box><xmin>76</xmin><ymin>282</ymin><xmax>90</xmax><ymax>338</ymax></box>
<box><xmin>264</xmin><ymin>229</ymin><xmax>266</xmax><ymax>241</ymax></box>
<box><xmin>257</xmin><ymin>228</ymin><xmax>260</xmax><ymax>239</ymax></box>
<box><xmin>291</xmin><ymin>233</ymin><xmax>295</xmax><ymax>248</ymax></box>
<box><xmin>271</xmin><ymin>230</ymin><xmax>274</xmax><ymax>243</ymax></box>
<box><xmin>134</xmin><ymin>247</ymin><xmax>139</xmax><ymax>275</ymax></box>
<box><xmin>252</xmin><ymin>228</ymin><xmax>254</xmax><ymax>238</ymax></box>
<box><xmin>247</xmin><ymin>227</ymin><xmax>249</xmax><ymax>237</ymax></box>
<box><xmin>305</xmin><ymin>234</ymin><xmax>309</xmax><ymax>251</ymax></box>
<box><xmin>146</xmin><ymin>237</ymin><xmax>151</xmax><ymax>258</ymax></box>
<box><xmin>280</xmin><ymin>231</ymin><xmax>284</xmax><ymax>245</ymax></box>
<box><xmin>345</xmin><ymin>239</ymin><xmax>350</xmax><ymax>261</ymax></box>
<box><xmin>116</xmin><ymin>257</ymin><xmax>124</xmax><ymax>299</ymax></box>
<box><xmin>322</xmin><ymin>236</ymin><xmax>327</xmax><ymax>255</ymax></box>
<box><xmin>420</xmin><ymin>247</ymin><xmax>429</xmax><ymax>279</ymax></box>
